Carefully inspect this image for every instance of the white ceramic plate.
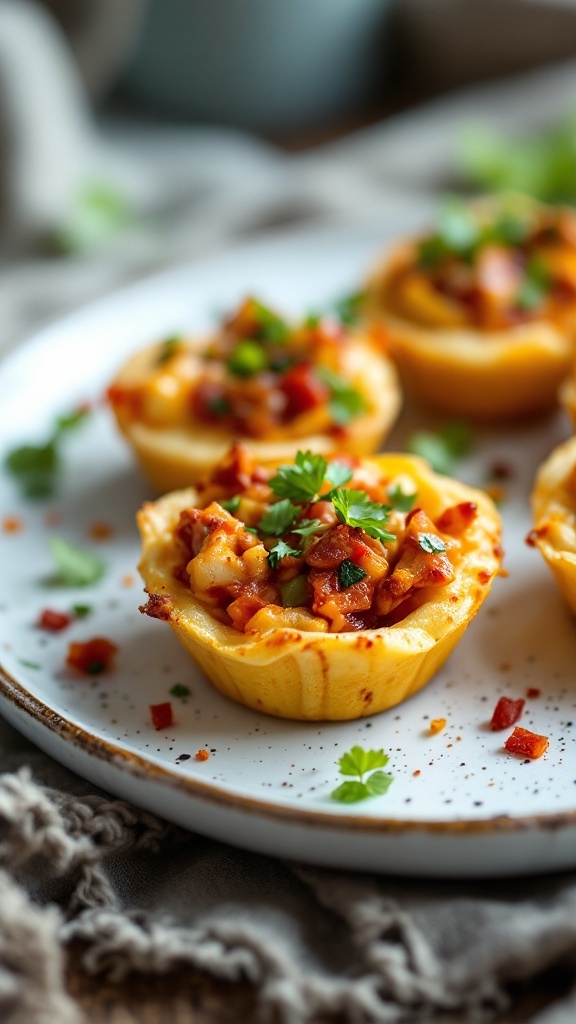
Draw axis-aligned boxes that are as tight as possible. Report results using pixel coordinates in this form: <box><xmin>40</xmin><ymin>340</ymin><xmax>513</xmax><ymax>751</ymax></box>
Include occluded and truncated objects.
<box><xmin>2</xmin><ymin>221</ymin><xmax>576</xmax><ymax>878</ymax></box>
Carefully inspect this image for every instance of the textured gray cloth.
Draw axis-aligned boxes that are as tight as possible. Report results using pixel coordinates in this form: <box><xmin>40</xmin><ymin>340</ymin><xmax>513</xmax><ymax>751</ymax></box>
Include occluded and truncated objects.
<box><xmin>4</xmin><ymin>3</ymin><xmax>576</xmax><ymax>1023</ymax></box>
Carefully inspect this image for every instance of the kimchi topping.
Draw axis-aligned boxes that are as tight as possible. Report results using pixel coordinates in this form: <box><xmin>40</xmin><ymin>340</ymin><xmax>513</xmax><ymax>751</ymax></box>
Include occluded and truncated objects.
<box><xmin>152</xmin><ymin>444</ymin><xmax>487</xmax><ymax>635</ymax></box>
<box><xmin>387</xmin><ymin>200</ymin><xmax>576</xmax><ymax>331</ymax></box>
<box><xmin>109</xmin><ymin>297</ymin><xmax>372</xmax><ymax>441</ymax></box>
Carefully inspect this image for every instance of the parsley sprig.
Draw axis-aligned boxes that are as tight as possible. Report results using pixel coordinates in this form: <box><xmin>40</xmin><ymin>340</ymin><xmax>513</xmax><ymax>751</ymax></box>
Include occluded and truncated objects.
<box><xmin>315</xmin><ymin>367</ymin><xmax>367</xmax><ymax>426</ymax></box>
<box><xmin>331</xmin><ymin>489</ymin><xmax>395</xmax><ymax>543</ymax></box>
<box><xmin>50</xmin><ymin>537</ymin><xmax>106</xmax><ymax>586</ymax></box>
<box><xmin>269</xmin><ymin>452</ymin><xmax>353</xmax><ymax>504</ymax></box>
<box><xmin>331</xmin><ymin>746</ymin><xmax>393</xmax><ymax>803</ymax></box>
<box><xmin>407</xmin><ymin>421</ymin><xmax>472</xmax><ymax>476</ymax></box>
<box><xmin>258</xmin><ymin>499</ymin><xmax>299</xmax><ymax>536</ymax></box>
<box><xmin>267</xmin><ymin>540</ymin><xmax>301</xmax><ymax>569</ymax></box>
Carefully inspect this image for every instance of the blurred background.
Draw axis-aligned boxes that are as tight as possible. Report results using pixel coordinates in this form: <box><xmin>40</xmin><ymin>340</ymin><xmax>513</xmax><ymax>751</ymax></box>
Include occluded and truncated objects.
<box><xmin>4</xmin><ymin>0</ymin><xmax>576</xmax><ymax>348</ymax></box>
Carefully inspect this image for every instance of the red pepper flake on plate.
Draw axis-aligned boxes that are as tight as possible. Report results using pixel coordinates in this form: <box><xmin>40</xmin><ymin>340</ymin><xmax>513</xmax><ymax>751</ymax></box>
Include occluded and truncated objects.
<box><xmin>88</xmin><ymin>521</ymin><xmax>114</xmax><ymax>541</ymax></box>
<box><xmin>66</xmin><ymin>637</ymin><xmax>118</xmax><ymax>675</ymax></box>
<box><xmin>490</xmin><ymin>695</ymin><xmax>525</xmax><ymax>731</ymax></box>
<box><xmin>504</xmin><ymin>727</ymin><xmax>549</xmax><ymax>759</ymax></box>
<box><xmin>195</xmin><ymin>748</ymin><xmax>210</xmax><ymax>762</ymax></box>
<box><xmin>150</xmin><ymin>701</ymin><xmax>173</xmax><ymax>731</ymax></box>
<box><xmin>37</xmin><ymin>608</ymin><xmax>72</xmax><ymax>632</ymax></box>
<box><xmin>526</xmin><ymin>687</ymin><xmax>541</xmax><ymax>699</ymax></box>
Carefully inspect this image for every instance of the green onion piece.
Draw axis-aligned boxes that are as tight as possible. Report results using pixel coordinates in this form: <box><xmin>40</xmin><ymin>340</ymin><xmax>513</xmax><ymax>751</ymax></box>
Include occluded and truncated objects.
<box><xmin>227</xmin><ymin>340</ymin><xmax>268</xmax><ymax>377</ymax></box>
<box><xmin>280</xmin><ymin>575</ymin><xmax>308</xmax><ymax>607</ymax></box>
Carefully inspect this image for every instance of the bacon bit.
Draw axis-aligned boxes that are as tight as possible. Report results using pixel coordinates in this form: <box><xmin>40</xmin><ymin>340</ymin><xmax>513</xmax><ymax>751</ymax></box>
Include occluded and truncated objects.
<box><xmin>37</xmin><ymin>608</ymin><xmax>72</xmax><ymax>632</ymax></box>
<box><xmin>139</xmin><ymin>592</ymin><xmax>173</xmax><ymax>621</ymax></box>
<box><xmin>504</xmin><ymin>727</ymin><xmax>549</xmax><ymax>759</ymax></box>
<box><xmin>526</xmin><ymin>687</ymin><xmax>541</xmax><ymax>699</ymax></box>
<box><xmin>88</xmin><ymin>521</ymin><xmax>113</xmax><ymax>541</ymax></box>
<box><xmin>489</xmin><ymin>459</ymin><xmax>515</xmax><ymax>481</ymax></box>
<box><xmin>66</xmin><ymin>637</ymin><xmax>118</xmax><ymax>675</ymax></box>
<box><xmin>150</xmin><ymin>701</ymin><xmax>173</xmax><ymax>731</ymax></box>
<box><xmin>122</xmin><ymin>574</ymin><xmax>135</xmax><ymax>588</ymax></box>
<box><xmin>1</xmin><ymin>516</ymin><xmax>23</xmax><ymax>534</ymax></box>
<box><xmin>195</xmin><ymin>748</ymin><xmax>210</xmax><ymax>762</ymax></box>
<box><xmin>413</xmin><ymin>769</ymin><xmax>421</xmax><ymax>777</ymax></box>
<box><xmin>429</xmin><ymin>718</ymin><xmax>446</xmax><ymax>734</ymax></box>
<box><xmin>490</xmin><ymin>696</ymin><xmax>525</xmax><ymax>731</ymax></box>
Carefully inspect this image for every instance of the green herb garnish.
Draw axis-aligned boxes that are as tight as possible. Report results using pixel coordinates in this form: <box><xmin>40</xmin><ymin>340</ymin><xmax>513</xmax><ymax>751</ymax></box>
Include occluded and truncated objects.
<box><xmin>292</xmin><ymin>518</ymin><xmax>322</xmax><ymax>539</ymax></box>
<box><xmin>268</xmin><ymin>540</ymin><xmax>301</xmax><ymax>569</ymax></box>
<box><xmin>19</xmin><ymin>659</ymin><xmax>40</xmax><ymax>670</ymax></box>
<box><xmin>418</xmin><ymin>533</ymin><xmax>447</xmax><ymax>554</ymax></box>
<box><xmin>332</xmin><ymin>291</ymin><xmax>365</xmax><ymax>326</ymax></box>
<box><xmin>221</xmin><ymin>495</ymin><xmax>240</xmax><ymax>513</ymax></box>
<box><xmin>157</xmin><ymin>336</ymin><xmax>182</xmax><ymax>365</ymax></box>
<box><xmin>516</xmin><ymin>255</ymin><xmax>551</xmax><ymax>312</ymax></box>
<box><xmin>331</xmin><ymin>489</ymin><xmax>395</xmax><ymax>543</ymax></box>
<box><xmin>326</xmin><ymin>460</ymin><xmax>354</xmax><ymax>488</ymax></box>
<box><xmin>50</xmin><ymin>537</ymin><xmax>105</xmax><ymax>586</ymax></box>
<box><xmin>407</xmin><ymin>421</ymin><xmax>472</xmax><ymax>475</ymax></box>
<box><xmin>269</xmin><ymin>451</ymin><xmax>329</xmax><ymax>504</ymax></box>
<box><xmin>227</xmin><ymin>340</ymin><xmax>268</xmax><ymax>377</ymax></box>
<box><xmin>251</xmin><ymin>300</ymin><xmax>290</xmax><ymax>344</ymax></box>
<box><xmin>50</xmin><ymin>182</ymin><xmax>131</xmax><ymax>255</ymax></box>
<box><xmin>338</xmin><ymin>559</ymin><xmax>367</xmax><ymax>589</ymax></box>
<box><xmin>258</xmin><ymin>499</ymin><xmax>299</xmax><ymax>537</ymax></box>
<box><xmin>5</xmin><ymin>408</ymin><xmax>90</xmax><ymax>499</ymax></box>
<box><xmin>170</xmin><ymin>684</ymin><xmax>191</xmax><ymax>698</ymax></box>
<box><xmin>315</xmin><ymin>367</ymin><xmax>366</xmax><ymax>426</ymax></box>
<box><xmin>331</xmin><ymin>746</ymin><xmax>393</xmax><ymax>803</ymax></box>
<box><xmin>387</xmin><ymin>484</ymin><xmax>417</xmax><ymax>512</ymax></box>
<box><xmin>72</xmin><ymin>603</ymin><xmax>92</xmax><ymax>618</ymax></box>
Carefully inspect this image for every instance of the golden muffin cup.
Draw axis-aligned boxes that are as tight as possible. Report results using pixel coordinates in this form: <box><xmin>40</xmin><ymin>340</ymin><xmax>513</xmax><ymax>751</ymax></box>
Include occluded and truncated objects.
<box><xmin>137</xmin><ymin>454</ymin><xmax>502</xmax><ymax>721</ymax></box>
<box><xmin>530</xmin><ymin>435</ymin><xmax>576</xmax><ymax>614</ymax></box>
<box><xmin>109</xmin><ymin>322</ymin><xmax>401</xmax><ymax>494</ymax></box>
<box><xmin>364</xmin><ymin>207</ymin><xmax>576</xmax><ymax>421</ymax></box>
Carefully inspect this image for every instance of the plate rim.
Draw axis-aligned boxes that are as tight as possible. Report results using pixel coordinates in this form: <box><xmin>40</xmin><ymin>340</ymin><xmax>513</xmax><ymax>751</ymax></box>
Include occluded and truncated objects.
<box><xmin>2</xmin><ymin>662</ymin><xmax>572</xmax><ymax>836</ymax></box>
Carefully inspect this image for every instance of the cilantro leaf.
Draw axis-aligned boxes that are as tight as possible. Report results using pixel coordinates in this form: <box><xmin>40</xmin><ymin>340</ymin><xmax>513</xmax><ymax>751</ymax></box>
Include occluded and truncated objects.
<box><xmin>221</xmin><ymin>495</ymin><xmax>240</xmax><ymax>513</ymax></box>
<box><xmin>50</xmin><ymin>537</ymin><xmax>106</xmax><ymax>586</ymax></box>
<box><xmin>387</xmin><ymin>484</ymin><xmax>417</xmax><ymax>512</ymax></box>
<box><xmin>5</xmin><ymin>407</ymin><xmax>91</xmax><ymax>500</ymax></box>
<box><xmin>326</xmin><ymin>460</ymin><xmax>354</xmax><ymax>488</ymax></box>
<box><xmin>292</xmin><ymin>518</ymin><xmax>322</xmax><ymax>539</ymax></box>
<box><xmin>332</xmin><ymin>290</ymin><xmax>366</xmax><ymax>326</ymax></box>
<box><xmin>268</xmin><ymin>539</ymin><xmax>301</xmax><ymax>569</ymax></box>
<box><xmin>315</xmin><ymin>367</ymin><xmax>366</xmax><ymax>426</ymax></box>
<box><xmin>330</xmin><ymin>781</ymin><xmax>370</xmax><ymax>802</ymax></box>
<box><xmin>331</xmin><ymin>489</ymin><xmax>394</xmax><ymax>543</ymax></box>
<box><xmin>338</xmin><ymin>559</ymin><xmax>367</xmax><ymax>589</ymax></box>
<box><xmin>258</xmin><ymin>499</ymin><xmax>299</xmax><ymax>536</ymax></box>
<box><xmin>337</xmin><ymin>746</ymin><xmax>389</xmax><ymax>776</ymax></box>
<box><xmin>407</xmin><ymin>421</ymin><xmax>472</xmax><ymax>475</ymax></box>
<box><xmin>331</xmin><ymin>745</ymin><xmax>393</xmax><ymax>803</ymax></box>
<box><xmin>418</xmin><ymin>533</ymin><xmax>447</xmax><ymax>554</ymax></box>
<box><xmin>365</xmin><ymin>770</ymin><xmax>394</xmax><ymax>796</ymax></box>
<box><xmin>269</xmin><ymin>451</ymin><xmax>328</xmax><ymax>503</ymax></box>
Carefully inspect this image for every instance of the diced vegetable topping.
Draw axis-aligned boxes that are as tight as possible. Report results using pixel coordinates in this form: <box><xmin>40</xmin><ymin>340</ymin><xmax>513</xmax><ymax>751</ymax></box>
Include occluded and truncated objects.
<box><xmin>504</xmin><ymin>726</ymin><xmax>549</xmax><ymax>759</ymax></box>
<box><xmin>152</xmin><ymin>444</ymin><xmax>477</xmax><ymax>636</ymax></box>
<box><xmin>150</xmin><ymin>701</ymin><xmax>173</xmax><ymax>730</ymax></box>
<box><xmin>66</xmin><ymin>637</ymin><xmax>117</xmax><ymax>675</ymax></box>
<box><xmin>37</xmin><ymin>608</ymin><xmax>72</xmax><ymax>632</ymax></box>
<box><xmin>5</xmin><ymin>407</ymin><xmax>90</xmax><ymax>499</ymax></box>
<box><xmin>490</xmin><ymin>696</ymin><xmax>525</xmax><ymax>731</ymax></box>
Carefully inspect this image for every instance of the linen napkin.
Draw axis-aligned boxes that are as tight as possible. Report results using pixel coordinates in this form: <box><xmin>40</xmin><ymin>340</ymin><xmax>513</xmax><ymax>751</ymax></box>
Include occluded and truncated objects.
<box><xmin>5</xmin><ymin>3</ymin><xmax>576</xmax><ymax>1023</ymax></box>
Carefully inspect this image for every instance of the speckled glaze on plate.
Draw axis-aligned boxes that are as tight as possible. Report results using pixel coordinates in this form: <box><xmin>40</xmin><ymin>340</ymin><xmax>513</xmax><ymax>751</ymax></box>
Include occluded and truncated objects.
<box><xmin>2</xmin><ymin>221</ymin><xmax>576</xmax><ymax>878</ymax></box>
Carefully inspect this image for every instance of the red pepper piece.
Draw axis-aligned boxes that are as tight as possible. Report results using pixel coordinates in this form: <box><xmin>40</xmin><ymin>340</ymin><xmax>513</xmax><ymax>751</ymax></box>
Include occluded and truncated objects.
<box><xmin>490</xmin><ymin>696</ymin><xmax>525</xmax><ymax>731</ymax></box>
<box><xmin>66</xmin><ymin>637</ymin><xmax>118</xmax><ymax>675</ymax></box>
<box><xmin>38</xmin><ymin>608</ymin><xmax>72</xmax><ymax>632</ymax></box>
<box><xmin>504</xmin><ymin>727</ymin><xmax>549</xmax><ymax>759</ymax></box>
<box><xmin>150</xmin><ymin>701</ymin><xmax>173</xmax><ymax>731</ymax></box>
<box><xmin>280</xmin><ymin>363</ymin><xmax>329</xmax><ymax>416</ymax></box>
